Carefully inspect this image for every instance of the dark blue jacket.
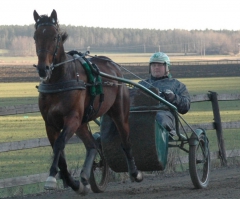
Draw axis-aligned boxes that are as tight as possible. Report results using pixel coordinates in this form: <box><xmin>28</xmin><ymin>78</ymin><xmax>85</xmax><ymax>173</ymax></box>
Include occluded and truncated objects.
<box><xmin>139</xmin><ymin>77</ymin><xmax>190</xmax><ymax>114</ymax></box>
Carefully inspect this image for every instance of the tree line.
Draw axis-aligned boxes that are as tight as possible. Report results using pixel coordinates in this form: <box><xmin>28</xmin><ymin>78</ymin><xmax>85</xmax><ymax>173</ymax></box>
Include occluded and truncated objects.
<box><xmin>0</xmin><ymin>25</ymin><xmax>240</xmax><ymax>56</ymax></box>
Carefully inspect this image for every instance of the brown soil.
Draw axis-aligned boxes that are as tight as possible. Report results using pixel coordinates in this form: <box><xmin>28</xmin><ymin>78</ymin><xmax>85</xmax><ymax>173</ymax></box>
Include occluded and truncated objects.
<box><xmin>16</xmin><ymin>166</ymin><xmax>240</xmax><ymax>199</ymax></box>
<box><xmin>0</xmin><ymin>63</ymin><xmax>240</xmax><ymax>82</ymax></box>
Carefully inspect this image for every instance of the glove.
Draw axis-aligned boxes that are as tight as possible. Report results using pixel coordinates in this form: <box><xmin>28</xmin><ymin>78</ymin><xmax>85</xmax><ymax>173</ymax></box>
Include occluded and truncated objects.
<box><xmin>163</xmin><ymin>89</ymin><xmax>175</xmax><ymax>103</ymax></box>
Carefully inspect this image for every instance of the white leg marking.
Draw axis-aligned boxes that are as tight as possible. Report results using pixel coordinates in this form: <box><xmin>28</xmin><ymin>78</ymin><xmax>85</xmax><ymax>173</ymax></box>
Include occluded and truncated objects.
<box><xmin>44</xmin><ymin>176</ymin><xmax>57</xmax><ymax>190</ymax></box>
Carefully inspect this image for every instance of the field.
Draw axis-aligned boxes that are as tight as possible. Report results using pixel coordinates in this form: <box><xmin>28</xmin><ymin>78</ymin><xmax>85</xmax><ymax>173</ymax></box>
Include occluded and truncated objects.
<box><xmin>0</xmin><ymin>54</ymin><xmax>240</xmax><ymax>198</ymax></box>
<box><xmin>1</xmin><ymin>53</ymin><xmax>240</xmax><ymax>83</ymax></box>
<box><xmin>0</xmin><ymin>53</ymin><xmax>240</xmax><ymax>64</ymax></box>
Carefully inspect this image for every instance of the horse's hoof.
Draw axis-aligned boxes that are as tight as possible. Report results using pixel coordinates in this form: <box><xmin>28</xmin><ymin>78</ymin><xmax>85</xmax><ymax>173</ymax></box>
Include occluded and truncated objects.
<box><xmin>44</xmin><ymin>176</ymin><xmax>57</xmax><ymax>190</ymax></box>
<box><xmin>135</xmin><ymin>171</ymin><xmax>143</xmax><ymax>182</ymax></box>
<box><xmin>75</xmin><ymin>181</ymin><xmax>90</xmax><ymax>196</ymax></box>
<box><xmin>130</xmin><ymin>171</ymin><xmax>143</xmax><ymax>183</ymax></box>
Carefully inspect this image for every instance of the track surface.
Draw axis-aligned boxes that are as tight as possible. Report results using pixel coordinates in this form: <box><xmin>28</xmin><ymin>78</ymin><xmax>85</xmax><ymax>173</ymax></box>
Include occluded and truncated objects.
<box><xmin>18</xmin><ymin>166</ymin><xmax>240</xmax><ymax>199</ymax></box>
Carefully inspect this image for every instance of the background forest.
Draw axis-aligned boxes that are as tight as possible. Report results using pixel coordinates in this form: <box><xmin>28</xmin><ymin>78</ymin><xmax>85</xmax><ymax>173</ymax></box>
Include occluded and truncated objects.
<box><xmin>1</xmin><ymin>25</ymin><xmax>240</xmax><ymax>56</ymax></box>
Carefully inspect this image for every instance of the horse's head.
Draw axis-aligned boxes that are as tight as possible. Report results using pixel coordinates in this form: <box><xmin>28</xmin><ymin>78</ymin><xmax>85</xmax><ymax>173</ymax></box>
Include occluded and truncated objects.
<box><xmin>33</xmin><ymin>9</ymin><xmax>68</xmax><ymax>81</ymax></box>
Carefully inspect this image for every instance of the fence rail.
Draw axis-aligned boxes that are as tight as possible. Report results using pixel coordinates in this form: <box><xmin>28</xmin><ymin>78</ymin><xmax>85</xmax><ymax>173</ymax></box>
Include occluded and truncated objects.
<box><xmin>1</xmin><ymin>93</ymin><xmax>240</xmax><ymax>116</ymax></box>
<box><xmin>0</xmin><ymin>136</ymin><xmax>81</xmax><ymax>153</ymax></box>
<box><xmin>0</xmin><ymin>92</ymin><xmax>240</xmax><ymax>189</ymax></box>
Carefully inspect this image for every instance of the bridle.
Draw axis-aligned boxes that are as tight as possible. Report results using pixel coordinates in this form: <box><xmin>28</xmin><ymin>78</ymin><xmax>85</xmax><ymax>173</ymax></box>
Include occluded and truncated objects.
<box><xmin>36</xmin><ymin>34</ymin><xmax>61</xmax><ymax>61</ymax></box>
<box><xmin>34</xmin><ymin>20</ymin><xmax>61</xmax><ymax>71</ymax></box>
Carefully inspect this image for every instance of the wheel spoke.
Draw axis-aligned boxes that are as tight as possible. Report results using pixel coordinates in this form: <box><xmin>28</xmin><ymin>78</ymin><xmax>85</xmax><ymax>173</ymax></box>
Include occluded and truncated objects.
<box><xmin>89</xmin><ymin>150</ymin><xmax>109</xmax><ymax>193</ymax></box>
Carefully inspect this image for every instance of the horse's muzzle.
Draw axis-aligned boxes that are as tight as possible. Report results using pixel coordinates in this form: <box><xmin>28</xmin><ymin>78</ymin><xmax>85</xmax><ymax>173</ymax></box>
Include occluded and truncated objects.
<box><xmin>34</xmin><ymin>65</ymin><xmax>50</xmax><ymax>80</ymax></box>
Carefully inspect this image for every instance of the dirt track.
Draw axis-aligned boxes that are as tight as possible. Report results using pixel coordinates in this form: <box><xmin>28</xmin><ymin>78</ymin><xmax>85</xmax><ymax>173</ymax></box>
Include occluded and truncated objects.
<box><xmin>20</xmin><ymin>166</ymin><xmax>240</xmax><ymax>199</ymax></box>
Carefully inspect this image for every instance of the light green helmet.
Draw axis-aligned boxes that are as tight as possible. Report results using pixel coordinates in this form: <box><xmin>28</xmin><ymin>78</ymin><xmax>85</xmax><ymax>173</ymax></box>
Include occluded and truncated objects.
<box><xmin>149</xmin><ymin>52</ymin><xmax>171</xmax><ymax>77</ymax></box>
<box><xmin>149</xmin><ymin>52</ymin><xmax>171</xmax><ymax>66</ymax></box>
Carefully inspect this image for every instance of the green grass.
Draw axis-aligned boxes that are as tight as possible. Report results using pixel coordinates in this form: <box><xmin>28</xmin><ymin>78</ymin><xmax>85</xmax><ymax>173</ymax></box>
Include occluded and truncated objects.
<box><xmin>1</xmin><ymin>77</ymin><xmax>239</xmax><ymax>106</ymax></box>
<box><xmin>0</xmin><ymin>114</ymin><xmax>100</xmax><ymax>143</ymax></box>
<box><xmin>181</xmin><ymin>77</ymin><xmax>240</xmax><ymax>94</ymax></box>
<box><xmin>0</xmin><ymin>113</ymin><xmax>45</xmax><ymax>142</ymax></box>
<box><xmin>0</xmin><ymin>82</ymin><xmax>38</xmax><ymax>106</ymax></box>
<box><xmin>0</xmin><ymin>83</ymin><xmax>37</xmax><ymax>98</ymax></box>
<box><xmin>183</xmin><ymin>101</ymin><xmax>240</xmax><ymax>124</ymax></box>
<box><xmin>0</xmin><ymin>77</ymin><xmax>239</xmax><ymax>142</ymax></box>
<box><xmin>0</xmin><ymin>144</ymin><xmax>86</xmax><ymax>179</ymax></box>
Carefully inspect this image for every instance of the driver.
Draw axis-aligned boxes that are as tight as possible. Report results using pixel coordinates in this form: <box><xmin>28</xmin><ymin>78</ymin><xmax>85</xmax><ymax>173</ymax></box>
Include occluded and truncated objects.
<box><xmin>139</xmin><ymin>52</ymin><xmax>191</xmax><ymax>136</ymax></box>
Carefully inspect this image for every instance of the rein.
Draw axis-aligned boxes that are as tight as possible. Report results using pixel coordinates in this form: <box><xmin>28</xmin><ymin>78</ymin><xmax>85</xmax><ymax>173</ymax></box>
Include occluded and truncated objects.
<box><xmin>50</xmin><ymin>51</ymin><xmax>90</xmax><ymax>70</ymax></box>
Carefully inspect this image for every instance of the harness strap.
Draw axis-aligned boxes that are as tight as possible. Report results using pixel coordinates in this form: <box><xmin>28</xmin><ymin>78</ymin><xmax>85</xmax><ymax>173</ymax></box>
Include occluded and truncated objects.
<box><xmin>82</xmin><ymin>93</ymin><xmax>104</xmax><ymax>123</ymax></box>
<box><xmin>79</xmin><ymin>55</ymin><xmax>104</xmax><ymax>122</ymax></box>
<box><xmin>37</xmin><ymin>80</ymin><xmax>86</xmax><ymax>93</ymax></box>
<box><xmin>68</xmin><ymin>52</ymin><xmax>105</xmax><ymax>123</ymax></box>
<box><xmin>69</xmin><ymin>51</ymin><xmax>103</xmax><ymax>96</ymax></box>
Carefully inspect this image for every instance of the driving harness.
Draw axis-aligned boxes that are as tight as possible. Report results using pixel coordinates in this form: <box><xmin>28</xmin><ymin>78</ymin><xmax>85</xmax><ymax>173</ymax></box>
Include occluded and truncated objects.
<box><xmin>36</xmin><ymin>51</ymin><xmax>110</xmax><ymax>123</ymax></box>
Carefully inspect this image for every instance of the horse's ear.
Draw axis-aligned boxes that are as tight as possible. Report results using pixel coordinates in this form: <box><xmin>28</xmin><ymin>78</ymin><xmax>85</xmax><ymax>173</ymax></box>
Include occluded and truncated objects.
<box><xmin>33</xmin><ymin>10</ymin><xmax>40</xmax><ymax>22</ymax></box>
<box><xmin>50</xmin><ymin>9</ymin><xmax>57</xmax><ymax>24</ymax></box>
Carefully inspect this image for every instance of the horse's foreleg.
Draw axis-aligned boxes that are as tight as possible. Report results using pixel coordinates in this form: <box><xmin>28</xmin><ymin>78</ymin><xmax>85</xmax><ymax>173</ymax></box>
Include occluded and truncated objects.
<box><xmin>58</xmin><ymin>151</ymin><xmax>68</xmax><ymax>188</ymax></box>
<box><xmin>43</xmin><ymin>125</ymin><xmax>59</xmax><ymax>190</ymax></box>
<box><xmin>45</xmin><ymin>129</ymin><xmax>69</xmax><ymax>190</ymax></box>
<box><xmin>46</xmin><ymin>151</ymin><xmax>76</xmax><ymax>190</ymax></box>
<box><xmin>45</xmin><ymin>120</ymin><xmax>81</xmax><ymax>191</ymax></box>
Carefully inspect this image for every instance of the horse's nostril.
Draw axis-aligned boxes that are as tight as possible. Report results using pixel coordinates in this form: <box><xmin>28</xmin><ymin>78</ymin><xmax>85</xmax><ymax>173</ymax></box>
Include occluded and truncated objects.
<box><xmin>38</xmin><ymin>69</ymin><xmax>47</xmax><ymax>78</ymax></box>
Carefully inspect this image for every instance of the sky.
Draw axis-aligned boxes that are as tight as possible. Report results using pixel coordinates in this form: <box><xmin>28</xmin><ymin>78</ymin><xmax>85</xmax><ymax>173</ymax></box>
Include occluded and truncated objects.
<box><xmin>0</xmin><ymin>0</ymin><xmax>239</xmax><ymax>30</ymax></box>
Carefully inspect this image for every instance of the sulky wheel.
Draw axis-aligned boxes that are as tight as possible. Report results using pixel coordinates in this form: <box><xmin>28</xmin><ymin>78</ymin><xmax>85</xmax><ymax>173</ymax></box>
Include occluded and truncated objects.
<box><xmin>189</xmin><ymin>132</ymin><xmax>210</xmax><ymax>189</ymax></box>
<box><xmin>89</xmin><ymin>133</ymin><xmax>109</xmax><ymax>193</ymax></box>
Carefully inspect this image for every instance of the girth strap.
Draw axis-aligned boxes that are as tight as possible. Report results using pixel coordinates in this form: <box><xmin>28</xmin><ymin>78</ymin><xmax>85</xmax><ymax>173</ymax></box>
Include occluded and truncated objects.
<box><xmin>82</xmin><ymin>93</ymin><xmax>104</xmax><ymax>123</ymax></box>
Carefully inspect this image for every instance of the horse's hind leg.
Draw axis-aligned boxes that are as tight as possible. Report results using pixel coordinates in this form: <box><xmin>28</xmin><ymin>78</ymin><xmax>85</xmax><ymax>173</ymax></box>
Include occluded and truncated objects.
<box><xmin>108</xmin><ymin>88</ymin><xmax>143</xmax><ymax>183</ymax></box>
<box><xmin>75</xmin><ymin>124</ymin><xmax>99</xmax><ymax>194</ymax></box>
<box><xmin>58</xmin><ymin>151</ymin><xmax>80</xmax><ymax>188</ymax></box>
<box><xmin>55</xmin><ymin>149</ymin><xmax>90</xmax><ymax>195</ymax></box>
<box><xmin>118</xmin><ymin>125</ymin><xmax>143</xmax><ymax>182</ymax></box>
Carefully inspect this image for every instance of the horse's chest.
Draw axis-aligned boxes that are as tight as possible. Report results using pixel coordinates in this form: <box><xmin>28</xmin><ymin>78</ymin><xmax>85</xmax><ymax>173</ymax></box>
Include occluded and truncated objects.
<box><xmin>39</xmin><ymin>95</ymin><xmax>71</xmax><ymax>120</ymax></box>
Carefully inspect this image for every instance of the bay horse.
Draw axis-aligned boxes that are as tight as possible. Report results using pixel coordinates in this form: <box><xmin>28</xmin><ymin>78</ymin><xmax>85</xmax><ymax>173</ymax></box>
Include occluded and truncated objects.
<box><xmin>33</xmin><ymin>9</ymin><xmax>143</xmax><ymax>195</ymax></box>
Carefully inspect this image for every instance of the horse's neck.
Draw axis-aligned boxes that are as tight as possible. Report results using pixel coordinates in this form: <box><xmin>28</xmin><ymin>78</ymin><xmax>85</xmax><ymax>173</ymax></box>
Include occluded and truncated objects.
<box><xmin>50</xmin><ymin>53</ymin><xmax>75</xmax><ymax>82</ymax></box>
